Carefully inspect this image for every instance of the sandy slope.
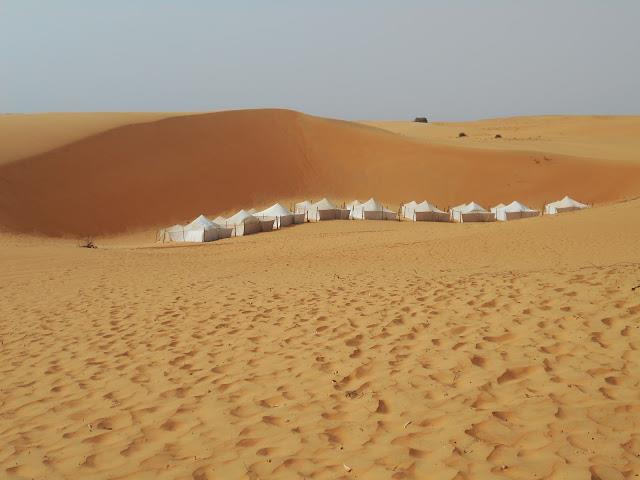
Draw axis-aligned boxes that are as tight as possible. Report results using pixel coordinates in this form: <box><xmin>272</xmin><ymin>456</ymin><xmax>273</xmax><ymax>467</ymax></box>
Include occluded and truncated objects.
<box><xmin>1</xmin><ymin>110</ymin><xmax>640</xmax><ymax>236</ymax></box>
<box><xmin>1</xmin><ymin>200</ymin><xmax>639</xmax><ymax>479</ymax></box>
<box><xmin>0</xmin><ymin>112</ymin><xmax>194</xmax><ymax>166</ymax></box>
<box><xmin>362</xmin><ymin>116</ymin><xmax>640</xmax><ymax>164</ymax></box>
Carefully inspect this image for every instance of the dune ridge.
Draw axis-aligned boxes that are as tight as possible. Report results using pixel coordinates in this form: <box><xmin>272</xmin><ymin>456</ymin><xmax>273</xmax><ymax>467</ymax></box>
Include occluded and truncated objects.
<box><xmin>0</xmin><ymin>112</ymin><xmax>194</xmax><ymax>166</ymax></box>
<box><xmin>1</xmin><ymin>109</ymin><xmax>640</xmax><ymax>237</ymax></box>
<box><xmin>362</xmin><ymin>115</ymin><xmax>640</xmax><ymax>164</ymax></box>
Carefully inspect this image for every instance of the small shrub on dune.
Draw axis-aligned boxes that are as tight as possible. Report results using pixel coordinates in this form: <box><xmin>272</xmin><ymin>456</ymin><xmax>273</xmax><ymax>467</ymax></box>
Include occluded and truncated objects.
<box><xmin>413</xmin><ymin>117</ymin><xmax>428</xmax><ymax>123</ymax></box>
<box><xmin>458</xmin><ymin>132</ymin><xmax>467</xmax><ymax>138</ymax></box>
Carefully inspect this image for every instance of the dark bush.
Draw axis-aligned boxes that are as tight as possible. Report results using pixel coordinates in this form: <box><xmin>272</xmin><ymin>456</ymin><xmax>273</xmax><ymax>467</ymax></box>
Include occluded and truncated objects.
<box><xmin>458</xmin><ymin>132</ymin><xmax>467</xmax><ymax>138</ymax></box>
<box><xmin>495</xmin><ymin>134</ymin><xmax>502</xmax><ymax>139</ymax></box>
<box><xmin>79</xmin><ymin>237</ymin><xmax>97</xmax><ymax>248</ymax></box>
<box><xmin>413</xmin><ymin>117</ymin><xmax>428</xmax><ymax>123</ymax></box>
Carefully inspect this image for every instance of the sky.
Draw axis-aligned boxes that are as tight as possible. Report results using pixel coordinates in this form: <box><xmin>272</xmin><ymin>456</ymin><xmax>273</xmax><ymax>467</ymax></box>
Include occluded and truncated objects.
<box><xmin>1</xmin><ymin>1</ymin><xmax>639</xmax><ymax>120</ymax></box>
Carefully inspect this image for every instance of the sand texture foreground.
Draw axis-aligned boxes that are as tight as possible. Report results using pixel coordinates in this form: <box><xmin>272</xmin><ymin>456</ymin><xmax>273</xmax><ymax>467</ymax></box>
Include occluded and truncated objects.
<box><xmin>1</xmin><ymin>200</ymin><xmax>639</xmax><ymax>479</ymax></box>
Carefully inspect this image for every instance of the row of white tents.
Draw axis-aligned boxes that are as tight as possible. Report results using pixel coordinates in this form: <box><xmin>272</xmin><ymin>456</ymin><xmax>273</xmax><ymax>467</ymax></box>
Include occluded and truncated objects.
<box><xmin>159</xmin><ymin>196</ymin><xmax>589</xmax><ymax>243</ymax></box>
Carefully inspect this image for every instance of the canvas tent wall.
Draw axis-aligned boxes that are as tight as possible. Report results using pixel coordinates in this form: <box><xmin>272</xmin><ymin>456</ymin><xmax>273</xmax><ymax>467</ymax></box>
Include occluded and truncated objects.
<box><xmin>294</xmin><ymin>200</ymin><xmax>312</xmax><ymax>223</ymax></box>
<box><xmin>160</xmin><ymin>215</ymin><xmax>232</xmax><ymax>242</ymax></box>
<box><xmin>451</xmin><ymin>202</ymin><xmax>495</xmax><ymax>223</ymax></box>
<box><xmin>346</xmin><ymin>200</ymin><xmax>361</xmax><ymax>212</ymax></box>
<box><xmin>401</xmin><ymin>201</ymin><xmax>418</xmax><ymax>220</ymax></box>
<box><xmin>492</xmin><ymin>201</ymin><xmax>540</xmax><ymax>221</ymax></box>
<box><xmin>349</xmin><ymin>198</ymin><xmax>397</xmax><ymax>220</ymax></box>
<box><xmin>226</xmin><ymin>209</ymin><xmax>264</xmax><ymax>236</ymax></box>
<box><xmin>254</xmin><ymin>203</ymin><xmax>294</xmax><ymax>228</ymax></box>
<box><xmin>403</xmin><ymin>200</ymin><xmax>449</xmax><ymax>222</ymax></box>
<box><xmin>295</xmin><ymin>201</ymin><xmax>312</xmax><ymax>214</ymax></box>
<box><xmin>306</xmin><ymin>198</ymin><xmax>344</xmax><ymax>221</ymax></box>
<box><xmin>544</xmin><ymin>196</ymin><xmax>589</xmax><ymax>215</ymax></box>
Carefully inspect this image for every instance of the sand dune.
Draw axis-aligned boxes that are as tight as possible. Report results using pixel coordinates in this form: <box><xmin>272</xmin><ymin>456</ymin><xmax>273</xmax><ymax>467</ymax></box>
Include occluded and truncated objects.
<box><xmin>363</xmin><ymin>115</ymin><xmax>640</xmax><ymax>164</ymax></box>
<box><xmin>1</xmin><ymin>199</ymin><xmax>639</xmax><ymax>479</ymax></box>
<box><xmin>1</xmin><ymin>109</ymin><xmax>640</xmax><ymax>236</ymax></box>
<box><xmin>0</xmin><ymin>112</ymin><xmax>196</xmax><ymax>166</ymax></box>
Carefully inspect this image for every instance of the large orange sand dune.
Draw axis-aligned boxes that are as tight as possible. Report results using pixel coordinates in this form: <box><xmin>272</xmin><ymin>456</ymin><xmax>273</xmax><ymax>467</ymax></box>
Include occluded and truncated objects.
<box><xmin>1</xmin><ymin>110</ymin><xmax>639</xmax><ymax>236</ymax></box>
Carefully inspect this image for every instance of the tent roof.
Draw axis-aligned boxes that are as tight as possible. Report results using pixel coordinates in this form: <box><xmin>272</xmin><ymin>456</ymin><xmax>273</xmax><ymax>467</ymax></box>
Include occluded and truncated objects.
<box><xmin>414</xmin><ymin>201</ymin><xmax>444</xmax><ymax>213</ymax></box>
<box><xmin>185</xmin><ymin>214</ymin><xmax>223</xmax><ymax>230</ymax></box>
<box><xmin>455</xmin><ymin>201</ymin><xmax>487</xmax><ymax>213</ymax></box>
<box><xmin>295</xmin><ymin>200</ymin><xmax>312</xmax><ymax>208</ymax></box>
<box><xmin>256</xmin><ymin>202</ymin><xmax>292</xmax><ymax>217</ymax></box>
<box><xmin>361</xmin><ymin>198</ymin><xmax>384</xmax><ymax>211</ymax></box>
<box><xmin>504</xmin><ymin>200</ymin><xmax>537</xmax><ymax>212</ymax></box>
<box><xmin>227</xmin><ymin>209</ymin><xmax>259</xmax><ymax>225</ymax></box>
<box><xmin>547</xmin><ymin>196</ymin><xmax>588</xmax><ymax>209</ymax></box>
<box><xmin>360</xmin><ymin>198</ymin><xmax>394</xmax><ymax>213</ymax></box>
<box><xmin>312</xmin><ymin>198</ymin><xmax>338</xmax><ymax>210</ymax></box>
<box><xmin>212</xmin><ymin>216</ymin><xmax>227</xmax><ymax>224</ymax></box>
<box><xmin>346</xmin><ymin>200</ymin><xmax>361</xmax><ymax>209</ymax></box>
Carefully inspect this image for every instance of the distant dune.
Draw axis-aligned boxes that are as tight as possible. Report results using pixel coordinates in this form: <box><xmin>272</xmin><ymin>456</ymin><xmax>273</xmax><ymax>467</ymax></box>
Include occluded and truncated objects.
<box><xmin>362</xmin><ymin>115</ymin><xmax>640</xmax><ymax>164</ymax></box>
<box><xmin>1</xmin><ymin>109</ymin><xmax>639</xmax><ymax>236</ymax></box>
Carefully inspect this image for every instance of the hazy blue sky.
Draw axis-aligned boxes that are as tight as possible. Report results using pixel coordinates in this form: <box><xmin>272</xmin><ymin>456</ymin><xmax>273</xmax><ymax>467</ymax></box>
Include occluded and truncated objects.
<box><xmin>1</xmin><ymin>1</ymin><xmax>639</xmax><ymax>120</ymax></box>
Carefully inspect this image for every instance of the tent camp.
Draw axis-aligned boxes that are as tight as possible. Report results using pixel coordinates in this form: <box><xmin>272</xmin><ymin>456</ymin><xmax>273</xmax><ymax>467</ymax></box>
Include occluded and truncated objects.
<box><xmin>492</xmin><ymin>201</ymin><xmax>540</xmax><ymax>221</ymax></box>
<box><xmin>544</xmin><ymin>196</ymin><xmax>589</xmax><ymax>215</ymax></box>
<box><xmin>161</xmin><ymin>215</ymin><xmax>233</xmax><ymax>243</ymax></box>
<box><xmin>350</xmin><ymin>198</ymin><xmax>397</xmax><ymax>220</ymax></box>
<box><xmin>451</xmin><ymin>202</ymin><xmax>495</xmax><ymax>223</ymax></box>
<box><xmin>402</xmin><ymin>200</ymin><xmax>449</xmax><ymax>222</ymax></box>
<box><xmin>226</xmin><ymin>209</ymin><xmax>272</xmax><ymax>236</ymax></box>
<box><xmin>254</xmin><ymin>203</ymin><xmax>294</xmax><ymax>228</ymax></box>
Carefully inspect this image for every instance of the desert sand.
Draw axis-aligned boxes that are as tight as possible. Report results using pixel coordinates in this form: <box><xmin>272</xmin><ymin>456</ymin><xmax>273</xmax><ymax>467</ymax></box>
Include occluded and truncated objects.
<box><xmin>1</xmin><ymin>111</ymin><xmax>640</xmax><ymax>479</ymax></box>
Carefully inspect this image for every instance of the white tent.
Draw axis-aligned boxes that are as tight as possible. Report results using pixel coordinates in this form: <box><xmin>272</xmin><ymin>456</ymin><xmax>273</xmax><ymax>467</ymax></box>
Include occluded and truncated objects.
<box><xmin>303</xmin><ymin>198</ymin><xmax>348</xmax><ymax>221</ymax></box>
<box><xmin>254</xmin><ymin>203</ymin><xmax>294</xmax><ymax>228</ymax></box>
<box><xmin>492</xmin><ymin>201</ymin><xmax>540</xmax><ymax>221</ymax></box>
<box><xmin>451</xmin><ymin>202</ymin><xmax>495</xmax><ymax>223</ymax></box>
<box><xmin>346</xmin><ymin>200</ymin><xmax>361</xmax><ymax>211</ymax></box>
<box><xmin>350</xmin><ymin>198</ymin><xmax>397</xmax><ymax>220</ymax></box>
<box><xmin>295</xmin><ymin>200</ymin><xmax>312</xmax><ymax>214</ymax></box>
<box><xmin>226</xmin><ymin>209</ymin><xmax>272</xmax><ymax>236</ymax></box>
<box><xmin>294</xmin><ymin>200</ymin><xmax>312</xmax><ymax>223</ymax></box>
<box><xmin>544</xmin><ymin>196</ymin><xmax>589</xmax><ymax>215</ymax></box>
<box><xmin>401</xmin><ymin>201</ymin><xmax>417</xmax><ymax>220</ymax></box>
<box><xmin>490</xmin><ymin>203</ymin><xmax>506</xmax><ymax>214</ymax></box>
<box><xmin>161</xmin><ymin>215</ymin><xmax>232</xmax><ymax>243</ymax></box>
<box><xmin>403</xmin><ymin>200</ymin><xmax>449</xmax><ymax>222</ymax></box>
